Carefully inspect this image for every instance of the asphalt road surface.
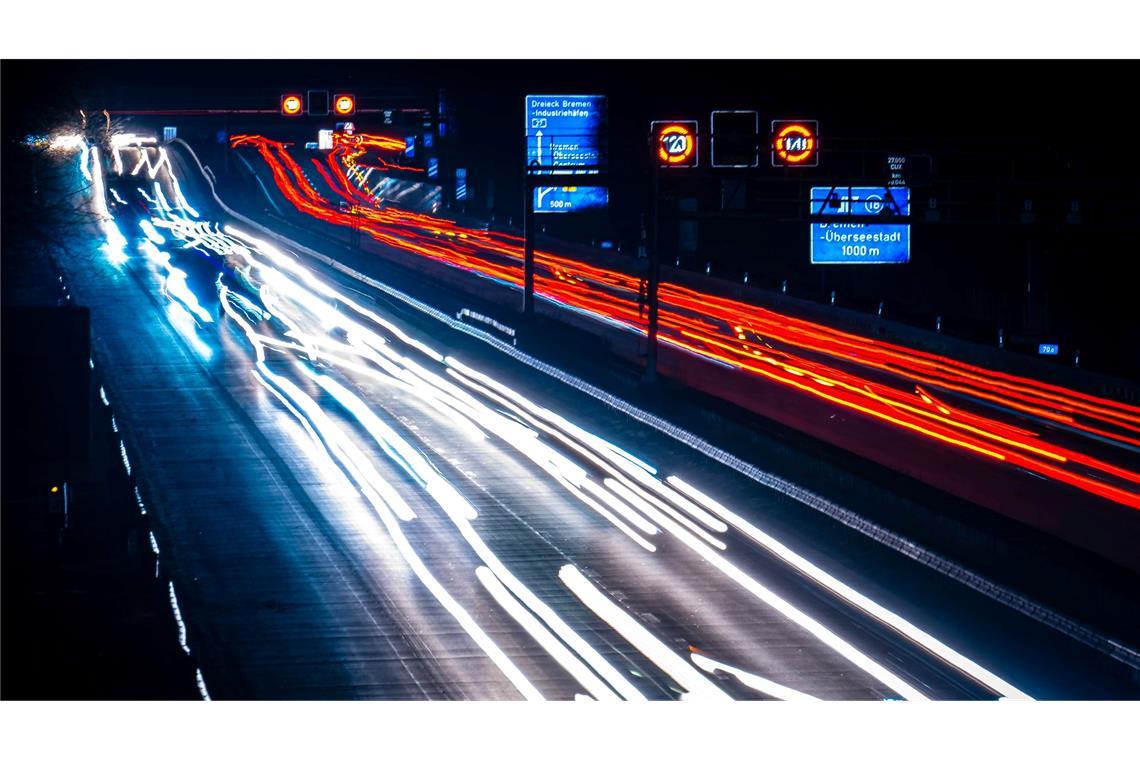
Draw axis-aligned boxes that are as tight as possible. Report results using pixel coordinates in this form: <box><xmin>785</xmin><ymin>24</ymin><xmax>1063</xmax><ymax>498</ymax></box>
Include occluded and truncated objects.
<box><xmin>44</xmin><ymin>137</ymin><xmax>1138</xmax><ymax>700</ymax></box>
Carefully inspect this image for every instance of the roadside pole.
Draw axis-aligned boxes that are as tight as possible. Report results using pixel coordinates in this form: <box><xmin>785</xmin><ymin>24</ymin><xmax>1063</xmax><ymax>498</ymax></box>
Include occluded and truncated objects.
<box><xmin>644</xmin><ymin>158</ymin><xmax>661</xmax><ymax>383</ymax></box>
<box><xmin>523</xmin><ymin>164</ymin><xmax>536</xmax><ymax>315</ymax></box>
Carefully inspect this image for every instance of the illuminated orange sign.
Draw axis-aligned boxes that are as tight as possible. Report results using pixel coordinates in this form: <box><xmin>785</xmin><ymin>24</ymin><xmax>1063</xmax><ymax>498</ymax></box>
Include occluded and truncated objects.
<box><xmin>652</xmin><ymin>120</ymin><xmax>698</xmax><ymax>168</ymax></box>
<box><xmin>281</xmin><ymin>94</ymin><xmax>303</xmax><ymax>116</ymax></box>
<box><xmin>334</xmin><ymin>94</ymin><xmax>356</xmax><ymax>116</ymax></box>
<box><xmin>771</xmin><ymin>120</ymin><xmax>819</xmax><ymax>167</ymax></box>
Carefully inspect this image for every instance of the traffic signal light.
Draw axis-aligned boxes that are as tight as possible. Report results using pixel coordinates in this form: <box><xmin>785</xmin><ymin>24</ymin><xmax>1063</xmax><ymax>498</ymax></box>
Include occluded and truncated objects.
<box><xmin>281</xmin><ymin>93</ymin><xmax>303</xmax><ymax>116</ymax></box>
<box><xmin>651</xmin><ymin>120</ymin><xmax>699</xmax><ymax>168</ymax></box>
<box><xmin>771</xmin><ymin>120</ymin><xmax>819</xmax><ymax>167</ymax></box>
<box><xmin>333</xmin><ymin>94</ymin><xmax>356</xmax><ymax>116</ymax></box>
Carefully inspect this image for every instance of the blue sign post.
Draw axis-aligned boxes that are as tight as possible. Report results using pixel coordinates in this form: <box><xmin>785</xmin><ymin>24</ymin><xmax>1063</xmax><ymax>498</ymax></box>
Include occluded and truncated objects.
<box><xmin>533</xmin><ymin>186</ymin><xmax>609</xmax><ymax>214</ymax></box>
<box><xmin>525</xmin><ymin>95</ymin><xmax>607</xmax><ymax>173</ymax></box>
<box><xmin>810</xmin><ymin>186</ymin><xmax>911</xmax><ymax>264</ymax></box>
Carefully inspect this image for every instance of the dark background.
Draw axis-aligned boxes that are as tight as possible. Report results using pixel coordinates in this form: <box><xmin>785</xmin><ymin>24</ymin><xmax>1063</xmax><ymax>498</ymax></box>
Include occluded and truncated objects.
<box><xmin>5</xmin><ymin>60</ymin><xmax>1139</xmax><ymax>379</ymax></box>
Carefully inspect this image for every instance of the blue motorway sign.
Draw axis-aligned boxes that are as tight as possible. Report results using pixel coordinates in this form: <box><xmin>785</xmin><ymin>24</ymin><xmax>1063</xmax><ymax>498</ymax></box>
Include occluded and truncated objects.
<box><xmin>810</xmin><ymin>186</ymin><xmax>911</xmax><ymax>264</ymax></box>
<box><xmin>533</xmin><ymin>186</ymin><xmax>608</xmax><ymax>214</ymax></box>
<box><xmin>1038</xmin><ymin>343</ymin><xmax>1060</xmax><ymax>356</ymax></box>
<box><xmin>525</xmin><ymin>94</ymin><xmax>607</xmax><ymax>172</ymax></box>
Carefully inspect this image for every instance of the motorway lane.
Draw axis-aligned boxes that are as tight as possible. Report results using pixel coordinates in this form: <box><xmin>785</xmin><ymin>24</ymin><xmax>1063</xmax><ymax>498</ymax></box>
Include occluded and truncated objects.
<box><xmin>54</xmin><ymin>138</ymin><xmax>1076</xmax><ymax>700</ymax></box>
<box><xmin>175</xmin><ymin>137</ymin><xmax>1140</xmax><ymax>697</ymax></box>
<box><xmin>141</xmin><ymin>168</ymin><xmax>924</xmax><ymax>701</ymax></box>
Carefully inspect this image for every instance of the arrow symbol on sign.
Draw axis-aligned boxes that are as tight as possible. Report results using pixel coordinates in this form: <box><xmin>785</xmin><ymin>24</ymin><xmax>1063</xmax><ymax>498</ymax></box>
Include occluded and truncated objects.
<box><xmin>536</xmin><ymin>130</ymin><xmax>544</xmax><ymax>164</ymax></box>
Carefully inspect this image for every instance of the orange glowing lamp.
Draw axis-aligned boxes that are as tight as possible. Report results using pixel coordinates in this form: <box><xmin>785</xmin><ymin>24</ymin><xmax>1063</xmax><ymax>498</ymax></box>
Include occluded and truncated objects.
<box><xmin>652</xmin><ymin>120</ymin><xmax>699</xmax><ymax>168</ymax></box>
<box><xmin>334</xmin><ymin>94</ymin><xmax>356</xmax><ymax>116</ymax></box>
<box><xmin>281</xmin><ymin>94</ymin><xmax>304</xmax><ymax>116</ymax></box>
<box><xmin>771</xmin><ymin>120</ymin><xmax>819</xmax><ymax>166</ymax></box>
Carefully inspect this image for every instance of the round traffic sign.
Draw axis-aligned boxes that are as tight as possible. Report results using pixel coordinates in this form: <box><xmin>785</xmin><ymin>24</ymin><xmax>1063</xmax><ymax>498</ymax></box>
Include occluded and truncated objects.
<box><xmin>656</xmin><ymin>123</ymin><xmax>696</xmax><ymax>166</ymax></box>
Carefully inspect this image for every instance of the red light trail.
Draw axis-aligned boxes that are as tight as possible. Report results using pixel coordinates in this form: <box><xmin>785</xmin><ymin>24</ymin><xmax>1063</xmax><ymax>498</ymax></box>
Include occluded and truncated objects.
<box><xmin>230</xmin><ymin>133</ymin><xmax>1140</xmax><ymax>511</ymax></box>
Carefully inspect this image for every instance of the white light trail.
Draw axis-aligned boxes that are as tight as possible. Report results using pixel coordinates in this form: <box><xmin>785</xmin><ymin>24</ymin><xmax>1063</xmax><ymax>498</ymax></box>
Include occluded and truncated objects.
<box><xmin>690</xmin><ymin>652</ymin><xmax>821</xmax><ymax>701</ymax></box>
<box><xmin>559</xmin><ymin>564</ymin><xmax>731</xmax><ymax>702</ymax></box>
<box><xmin>476</xmin><ymin>567</ymin><xmax>622</xmax><ymax>702</ymax></box>
<box><xmin>666</xmin><ymin>476</ymin><xmax>1032</xmax><ymax>700</ymax></box>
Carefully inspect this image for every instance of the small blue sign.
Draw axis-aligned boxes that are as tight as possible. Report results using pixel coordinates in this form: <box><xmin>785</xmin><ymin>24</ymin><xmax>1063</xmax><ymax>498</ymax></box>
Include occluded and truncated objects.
<box><xmin>534</xmin><ymin>186</ymin><xmax>608</xmax><ymax>214</ymax></box>
<box><xmin>525</xmin><ymin>95</ymin><xmax>606</xmax><ymax>172</ymax></box>
<box><xmin>427</xmin><ymin>157</ymin><xmax>439</xmax><ymax>180</ymax></box>
<box><xmin>455</xmin><ymin>168</ymin><xmax>467</xmax><ymax>202</ymax></box>
<box><xmin>423</xmin><ymin>133</ymin><xmax>434</xmax><ymax>148</ymax></box>
<box><xmin>1038</xmin><ymin>343</ymin><xmax>1060</xmax><ymax>356</ymax></box>
<box><xmin>810</xmin><ymin>186</ymin><xmax>911</xmax><ymax>264</ymax></box>
<box><xmin>163</xmin><ymin>126</ymin><xmax>177</xmax><ymax>141</ymax></box>
<box><xmin>405</xmin><ymin>136</ymin><xmax>416</xmax><ymax>158</ymax></box>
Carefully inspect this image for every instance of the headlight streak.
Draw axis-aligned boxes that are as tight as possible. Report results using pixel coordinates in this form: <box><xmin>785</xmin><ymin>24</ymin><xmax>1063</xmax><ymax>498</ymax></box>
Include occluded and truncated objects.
<box><xmin>603</xmin><ymin>477</ymin><xmax>727</xmax><ymax>552</ymax></box>
<box><xmin>250</xmin><ymin>362</ymin><xmax>543</xmax><ymax>700</ymax></box>
<box><xmin>441</xmin><ymin>358</ymin><xmax>729</xmax><ymax>535</ymax></box>
<box><xmin>309</xmin><ymin>370</ymin><xmax>474</xmax><ymax>519</ymax></box>
<box><xmin>130</xmin><ymin>145</ymin><xmax>170</xmax><ymax>180</ymax></box>
<box><xmin>558</xmin><ymin>565</ymin><xmax>732</xmax><ymax>702</ymax></box>
<box><xmin>666</xmin><ymin>475</ymin><xmax>1033</xmax><ymax>700</ymax></box>
<box><xmin>166</xmin><ymin>302</ymin><xmax>214</xmax><ymax>360</ymax></box>
<box><xmin>260</xmin><ymin>363</ymin><xmax>418</xmax><ymax>523</ymax></box>
<box><xmin>209</xmin><ymin>228</ymin><xmax>655</xmax><ymax>698</ymax></box>
<box><xmin>226</xmin><ymin>232</ymin><xmax>978</xmax><ymax>700</ymax></box>
<box><xmin>165</xmin><ymin>268</ymin><xmax>214</xmax><ymax>324</ymax></box>
<box><xmin>138</xmin><ymin>153</ymin><xmax>1046</xmax><ymax>701</ymax></box>
<box><xmin>607</xmin><ymin>470</ymin><xmax>931</xmax><ymax>699</ymax></box>
<box><xmin>439</xmin><ymin>361</ymin><xmax>726</xmax><ymax>548</ymax></box>
<box><xmin>139</xmin><ymin>219</ymin><xmax>165</xmax><ymax>244</ymax></box>
<box><xmin>310</xmin><ymin>371</ymin><xmax>654</xmax><ymax>701</ymax></box>
<box><xmin>50</xmin><ymin>133</ymin><xmax>85</xmax><ymax>151</ymax></box>
<box><xmin>475</xmin><ymin>567</ymin><xmax>623</xmax><ymax>702</ymax></box>
<box><xmin>690</xmin><ymin>652</ymin><xmax>821</xmax><ymax>701</ymax></box>
<box><xmin>80</xmin><ymin>144</ymin><xmax>92</xmax><ymax>181</ymax></box>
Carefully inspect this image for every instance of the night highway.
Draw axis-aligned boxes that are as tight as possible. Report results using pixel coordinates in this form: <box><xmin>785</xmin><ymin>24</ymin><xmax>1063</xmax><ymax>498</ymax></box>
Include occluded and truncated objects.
<box><xmin>3</xmin><ymin>27</ymin><xmax>1140</xmax><ymax>760</ymax></box>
